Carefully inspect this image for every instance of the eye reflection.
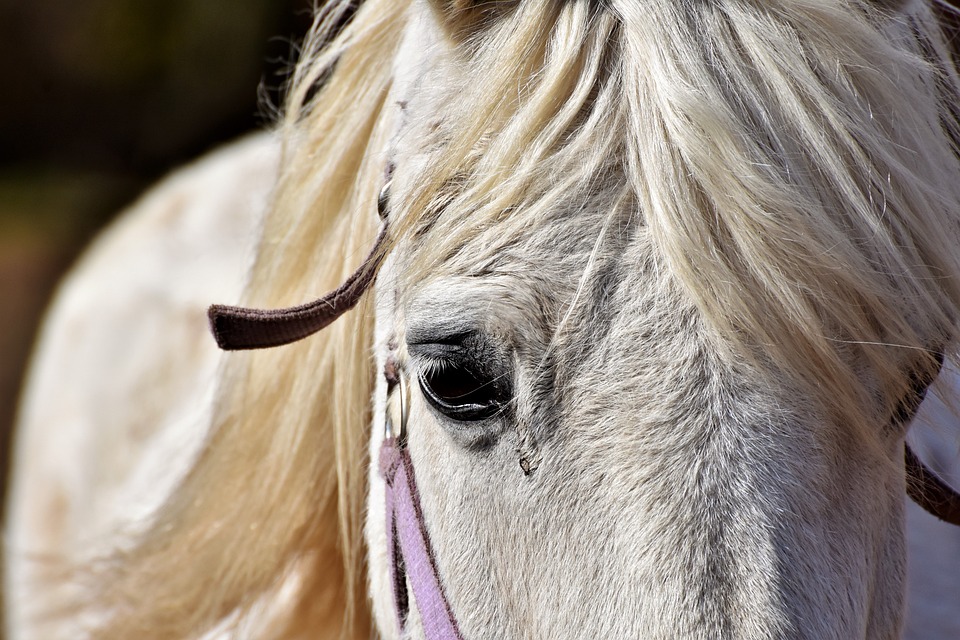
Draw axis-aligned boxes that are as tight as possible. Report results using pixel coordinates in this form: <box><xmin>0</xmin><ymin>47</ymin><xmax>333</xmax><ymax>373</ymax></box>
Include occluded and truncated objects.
<box><xmin>417</xmin><ymin>362</ymin><xmax>507</xmax><ymax>422</ymax></box>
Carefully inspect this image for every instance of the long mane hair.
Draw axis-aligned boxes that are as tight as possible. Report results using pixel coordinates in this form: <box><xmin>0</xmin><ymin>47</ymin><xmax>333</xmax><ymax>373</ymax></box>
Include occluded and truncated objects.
<box><xmin>83</xmin><ymin>0</ymin><xmax>960</xmax><ymax>637</ymax></box>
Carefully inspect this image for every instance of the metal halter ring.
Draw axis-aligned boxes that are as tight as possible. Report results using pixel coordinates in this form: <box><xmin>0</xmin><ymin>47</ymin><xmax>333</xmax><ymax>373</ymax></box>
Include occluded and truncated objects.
<box><xmin>384</xmin><ymin>372</ymin><xmax>410</xmax><ymax>446</ymax></box>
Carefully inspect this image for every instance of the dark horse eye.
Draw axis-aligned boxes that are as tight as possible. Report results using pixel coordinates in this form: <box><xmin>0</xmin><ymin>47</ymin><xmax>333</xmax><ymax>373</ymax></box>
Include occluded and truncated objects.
<box><xmin>418</xmin><ymin>362</ymin><xmax>506</xmax><ymax>421</ymax></box>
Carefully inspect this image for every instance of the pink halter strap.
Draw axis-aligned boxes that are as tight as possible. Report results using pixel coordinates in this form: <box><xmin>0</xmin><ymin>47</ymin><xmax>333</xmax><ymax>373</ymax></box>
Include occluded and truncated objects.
<box><xmin>380</xmin><ymin>437</ymin><xmax>465</xmax><ymax>640</ymax></box>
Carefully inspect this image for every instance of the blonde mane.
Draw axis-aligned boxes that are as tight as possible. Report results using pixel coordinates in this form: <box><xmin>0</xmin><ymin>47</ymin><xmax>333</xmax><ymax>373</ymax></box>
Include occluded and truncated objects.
<box><xmin>84</xmin><ymin>1</ymin><xmax>405</xmax><ymax>637</ymax></box>
<box><xmin>82</xmin><ymin>0</ymin><xmax>960</xmax><ymax>637</ymax></box>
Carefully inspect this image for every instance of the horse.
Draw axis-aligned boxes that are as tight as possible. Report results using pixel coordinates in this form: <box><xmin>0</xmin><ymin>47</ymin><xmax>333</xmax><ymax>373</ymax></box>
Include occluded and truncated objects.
<box><xmin>6</xmin><ymin>0</ymin><xmax>960</xmax><ymax>637</ymax></box>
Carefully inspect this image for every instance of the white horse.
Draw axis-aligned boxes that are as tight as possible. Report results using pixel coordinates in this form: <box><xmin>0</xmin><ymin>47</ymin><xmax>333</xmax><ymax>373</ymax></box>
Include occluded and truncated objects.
<box><xmin>6</xmin><ymin>0</ymin><xmax>960</xmax><ymax>638</ymax></box>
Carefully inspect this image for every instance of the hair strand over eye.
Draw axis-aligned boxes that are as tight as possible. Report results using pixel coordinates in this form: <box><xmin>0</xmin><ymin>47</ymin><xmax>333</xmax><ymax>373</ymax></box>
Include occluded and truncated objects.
<box><xmin>417</xmin><ymin>362</ymin><xmax>507</xmax><ymax>422</ymax></box>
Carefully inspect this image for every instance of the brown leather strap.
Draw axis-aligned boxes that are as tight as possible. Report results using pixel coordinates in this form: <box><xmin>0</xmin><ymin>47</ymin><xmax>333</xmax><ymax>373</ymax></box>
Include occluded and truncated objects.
<box><xmin>894</xmin><ymin>350</ymin><xmax>960</xmax><ymax>524</ymax></box>
<box><xmin>906</xmin><ymin>444</ymin><xmax>960</xmax><ymax>525</ymax></box>
<box><xmin>207</xmin><ymin>223</ymin><xmax>389</xmax><ymax>350</ymax></box>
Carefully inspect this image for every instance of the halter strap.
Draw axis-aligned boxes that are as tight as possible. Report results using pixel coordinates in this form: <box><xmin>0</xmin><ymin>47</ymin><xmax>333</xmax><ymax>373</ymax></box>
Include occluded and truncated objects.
<box><xmin>207</xmin><ymin>223</ymin><xmax>389</xmax><ymax>350</ymax></box>
<box><xmin>380</xmin><ymin>437</ymin><xmax>465</xmax><ymax>640</ymax></box>
<box><xmin>898</xmin><ymin>350</ymin><xmax>960</xmax><ymax>526</ymax></box>
<box><xmin>905</xmin><ymin>446</ymin><xmax>960</xmax><ymax>524</ymax></box>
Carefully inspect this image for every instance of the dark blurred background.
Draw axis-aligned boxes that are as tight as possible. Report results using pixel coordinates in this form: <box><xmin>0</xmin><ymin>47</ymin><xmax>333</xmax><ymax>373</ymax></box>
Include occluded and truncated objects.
<box><xmin>0</xmin><ymin>0</ymin><xmax>315</xmax><ymax>510</ymax></box>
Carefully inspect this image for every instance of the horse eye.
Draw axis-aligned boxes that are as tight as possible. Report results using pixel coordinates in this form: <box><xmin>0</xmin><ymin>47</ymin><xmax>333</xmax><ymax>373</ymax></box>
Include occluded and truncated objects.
<box><xmin>377</xmin><ymin>180</ymin><xmax>392</xmax><ymax>220</ymax></box>
<box><xmin>417</xmin><ymin>363</ymin><xmax>506</xmax><ymax>422</ymax></box>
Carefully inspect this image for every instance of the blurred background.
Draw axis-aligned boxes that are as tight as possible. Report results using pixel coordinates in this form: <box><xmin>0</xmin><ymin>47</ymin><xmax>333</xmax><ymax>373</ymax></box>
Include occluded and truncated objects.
<box><xmin>0</xmin><ymin>0</ymin><xmax>315</xmax><ymax>511</ymax></box>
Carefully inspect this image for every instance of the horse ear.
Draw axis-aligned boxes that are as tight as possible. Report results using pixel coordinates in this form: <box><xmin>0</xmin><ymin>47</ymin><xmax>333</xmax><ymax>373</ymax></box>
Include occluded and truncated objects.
<box><xmin>427</xmin><ymin>0</ymin><xmax>518</xmax><ymax>40</ymax></box>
